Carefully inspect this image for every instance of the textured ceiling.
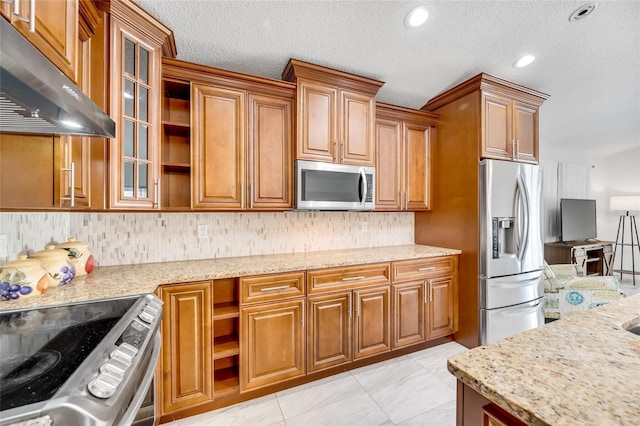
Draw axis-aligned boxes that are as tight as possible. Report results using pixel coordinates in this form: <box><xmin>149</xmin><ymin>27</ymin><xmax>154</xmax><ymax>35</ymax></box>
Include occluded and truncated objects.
<box><xmin>135</xmin><ymin>0</ymin><xmax>640</xmax><ymax>157</ymax></box>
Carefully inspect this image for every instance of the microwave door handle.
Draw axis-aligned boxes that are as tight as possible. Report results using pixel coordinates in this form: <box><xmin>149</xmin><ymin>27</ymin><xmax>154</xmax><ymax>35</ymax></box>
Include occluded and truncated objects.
<box><xmin>360</xmin><ymin>168</ymin><xmax>367</xmax><ymax>206</ymax></box>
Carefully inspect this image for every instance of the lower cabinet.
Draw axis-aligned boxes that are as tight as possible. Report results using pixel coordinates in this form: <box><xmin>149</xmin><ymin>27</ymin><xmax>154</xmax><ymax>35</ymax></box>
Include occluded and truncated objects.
<box><xmin>240</xmin><ymin>298</ymin><xmax>305</xmax><ymax>391</ymax></box>
<box><xmin>156</xmin><ymin>255</ymin><xmax>458</xmax><ymax>421</ymax></box>
<box><xmin>392</xmin><ymin>256</ymin><xmax>458</xmax><ymax>349</ymax></box>
<box><xmin>157</xmin><ymin>281</ymin><xmax>214</xmax><ymax>415</ymax></box>
<box><xmin>307</xmin><ymin>284</ymin><xmax>391</xmax><ymax>373</ymax></box>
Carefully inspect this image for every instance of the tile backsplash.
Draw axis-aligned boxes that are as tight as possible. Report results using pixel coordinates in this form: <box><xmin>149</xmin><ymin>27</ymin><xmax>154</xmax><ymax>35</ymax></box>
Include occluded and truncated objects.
<box><xmin>0</xmin><ymin>212</ymin><xmax>414</xmax><ymax>266</ymax></box>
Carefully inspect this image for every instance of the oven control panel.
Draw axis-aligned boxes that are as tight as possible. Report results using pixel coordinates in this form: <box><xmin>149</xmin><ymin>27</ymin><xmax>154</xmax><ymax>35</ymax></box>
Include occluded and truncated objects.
<box><xmin>87</xmin><ymin>296</ymin><xmax>163</xmax><ymax>399</ymax></box>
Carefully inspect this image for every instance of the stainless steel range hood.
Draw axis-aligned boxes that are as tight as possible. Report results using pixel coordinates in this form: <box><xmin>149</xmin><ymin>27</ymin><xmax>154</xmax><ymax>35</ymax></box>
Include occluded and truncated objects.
<box><xmin>0</xmin><ymin>19</ymin><xmax>115</xmax><ymax>138</ymax></box>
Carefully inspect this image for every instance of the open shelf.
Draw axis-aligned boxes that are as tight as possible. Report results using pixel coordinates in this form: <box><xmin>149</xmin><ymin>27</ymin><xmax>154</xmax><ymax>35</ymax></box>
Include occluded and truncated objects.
<box><xmin>213</xmin><ymin>334</ymin><xmax>239</xmax><ymax>359</ymax></box>
<box><xmin>214</xmin><ymin>365</ymin><xmax>239</xmax><ymax>397</ymax></box>
<box><xmin>161</xmin><ymin>78</ymin><xmax>192</xmax><ymax>209</ymax></box>
<box><xmin>214</xmin><ymin>302</ymin><xmax>240</xmax><ymax>320</ymax></box>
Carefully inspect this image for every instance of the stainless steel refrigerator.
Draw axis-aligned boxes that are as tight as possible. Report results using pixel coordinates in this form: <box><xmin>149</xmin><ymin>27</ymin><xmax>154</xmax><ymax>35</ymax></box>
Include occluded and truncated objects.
<box><xmin>479</xmin><ymin>159</ymin><xmax>545</xmax><ymax>345</ymax></box>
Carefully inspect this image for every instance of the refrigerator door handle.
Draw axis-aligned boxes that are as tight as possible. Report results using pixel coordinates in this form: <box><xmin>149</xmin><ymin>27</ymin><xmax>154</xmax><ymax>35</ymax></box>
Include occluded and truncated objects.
<box><xmin>516</xmin><ymin>174</ymin><xmax>531</xmax><ymax>261</ymax></box>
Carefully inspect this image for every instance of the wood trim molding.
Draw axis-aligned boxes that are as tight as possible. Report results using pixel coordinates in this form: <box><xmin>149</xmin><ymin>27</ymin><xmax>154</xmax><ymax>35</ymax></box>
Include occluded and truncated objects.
<box><xmin>78</xmin><ymin>0</ymin><xmax>103</xmax><ymax>42</ymax></box>
<box><xmin>376</xmin><ymin>102</ymin><xmax>439</xmax><ymax>125</ymax></box>
<box><xmin>109</xmin><ymin>0</ymin><xmax>177</xmax><ymax>58</ymax></box>
<box><xmin>282</xmin><ymin>58</ymin><xmax>385</xmax><ymax>95</ymax></box>
<box><xmin>163</xmin><ymin>57</ymin><xmax>296</xmax><ymax>98</ymax></box>
<box><xmin>422</xmin><ymin>72</ymin><xmax>549</xmax><ymax>112</ymax></box>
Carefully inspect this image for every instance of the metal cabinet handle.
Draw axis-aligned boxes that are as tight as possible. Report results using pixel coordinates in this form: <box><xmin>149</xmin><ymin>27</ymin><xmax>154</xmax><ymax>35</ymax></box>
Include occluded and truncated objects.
<box><xmin>515</xmin><ymin>139</ymin><xmax>519</xmax><ymax>159</ymax></box>
<box><xmin>334</xmin><ymin>140</ymin><xmax>338</xmax><ymax>163</ymax></box>
<box><xmin>428</xmin><ymin>280</ymin><xmax>433</xmax><ymax>302</ymax></box>
<box><xmin>423</xmin><ymin>281</ymin><xmax>427</xmax><ymax>304</ymax></box>
<box><xmin>342</xmin><ymin>276</ymin><xmax>365</xmax><ymax>282</ymax></box>
<box><xmin>28</xmin><ymin>0</ymin><xmax>34</xmax><ymax>32</ymax></box>
<box><xmin>12</xmin><ymin>0</ymin><xmax>19</xmax><ymax>15</ymax></box>
<box><xmin>301</xmin><ymin>301</ymin><xmax>305</xmax><ymax>327</ymax></box>
<box><xmin>418</xmin><ymin>266</ymin><xmax>435</xmax><ymax>272</ymax></box>
<box><xmin>355</xmin><ymin>291</ymin><xmax>360</xmax><ymax>317</ymax></box>
<box><xmin>348</xmin><ymin>292</ymin><xmax>352</xmax><ymax>319</ymax></box>
<box><xmin>259</xmin><ymin>285</ymin><xmax>291</xmax><ymax>292</ymax></box>
<box><xmin>153</xmin><ymin>178</ymin><xmax>159</xmax><ymax>209</ymax></box>
<box><xmin>61</xmin><ymin>162</ymin><xmax>75</xmax><ymax>207</ymax></box>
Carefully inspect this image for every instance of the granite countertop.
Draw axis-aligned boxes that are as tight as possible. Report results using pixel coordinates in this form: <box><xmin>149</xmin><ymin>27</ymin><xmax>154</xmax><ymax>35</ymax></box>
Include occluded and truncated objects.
<box><xmin>0</xmin><ymin>244</ymin><xmax>460</xmax><ymax>312</ymax></box>
<box><xmin>448</xmin><ymin>294</ymin><xmax>640</xmax><ymax>426</ymax></box>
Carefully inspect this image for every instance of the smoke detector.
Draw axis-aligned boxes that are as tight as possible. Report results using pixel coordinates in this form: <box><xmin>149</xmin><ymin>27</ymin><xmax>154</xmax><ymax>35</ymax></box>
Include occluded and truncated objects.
<box><xmin>569</xmin><ymin>3</ymin><xmax>598</xmax><ymax>22</ymax></box>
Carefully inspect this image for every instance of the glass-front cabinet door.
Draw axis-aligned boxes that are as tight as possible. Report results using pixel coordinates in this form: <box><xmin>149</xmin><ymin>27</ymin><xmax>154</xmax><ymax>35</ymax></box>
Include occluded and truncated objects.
<box><xmin>109</xmin><ymin>17</ymin><xmax>161</xmax><ymax>209</ymax></box>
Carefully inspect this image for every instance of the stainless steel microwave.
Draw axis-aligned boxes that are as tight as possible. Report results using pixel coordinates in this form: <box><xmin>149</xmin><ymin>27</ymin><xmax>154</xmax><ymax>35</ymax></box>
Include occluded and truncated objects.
<box><xmin>295</xmin><ymin>160</ymin><xmax>375</xmax><ymax>211</ymax></box>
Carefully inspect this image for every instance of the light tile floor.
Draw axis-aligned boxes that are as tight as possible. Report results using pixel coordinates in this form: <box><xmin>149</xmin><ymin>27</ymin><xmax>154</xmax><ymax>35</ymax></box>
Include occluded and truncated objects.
<box><xmin>163</xmin><ymin>341</ymin><xmax>469</xmax><ymax>426</ymax></box>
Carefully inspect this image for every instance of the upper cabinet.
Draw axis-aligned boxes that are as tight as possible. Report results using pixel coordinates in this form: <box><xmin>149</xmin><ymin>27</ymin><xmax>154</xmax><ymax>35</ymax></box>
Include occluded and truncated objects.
<box><xmin>282</xmin><ymin>59</ymin><xmax>384</xmax><ymax>166</ymax></box>
<box><xmin>423</xmin><ymin>73</ymin><xmax>548</xmax><ymax>164</ymax></box>
<box><xmin>4</xmin><ymin>0</ymin><xmax>78</xmax><ymax>82</ymax></box>
<box><xmin>108</xmin><ymin>0</ymin><xmax>176</xmax><ymax>209</ymax></box>
<box><xmin>162</xmin><ymin>58</ymin><xmax>295</xmax><ymax>211</ymax></box>
<box><xmin>375</xmin><ymin>104</ymin><xmax>438</xmax><ymax>211</ymax></box>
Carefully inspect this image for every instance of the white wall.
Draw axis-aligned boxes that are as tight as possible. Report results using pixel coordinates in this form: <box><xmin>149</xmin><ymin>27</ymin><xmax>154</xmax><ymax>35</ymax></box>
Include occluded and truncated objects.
<box><xmin>541</xmin><ymin>141</ymin><xmax>640</xmax><ymax>277</ymax></box>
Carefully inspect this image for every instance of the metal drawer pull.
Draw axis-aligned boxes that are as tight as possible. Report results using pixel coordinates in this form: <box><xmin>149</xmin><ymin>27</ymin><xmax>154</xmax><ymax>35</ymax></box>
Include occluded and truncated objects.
<box><xmin>342</xmin><ymin>276</ymin><xmax>365</xmax><ymax>282</ymax></box>
<box><xmin>260</xmin><ymin>285</ymin><xmax>291</xmax><ymax>292</ymax></box>
<box><xmin>418</xmin><ymin>267</ymin><xmax>436</xmax><ymax>272</ymax></box>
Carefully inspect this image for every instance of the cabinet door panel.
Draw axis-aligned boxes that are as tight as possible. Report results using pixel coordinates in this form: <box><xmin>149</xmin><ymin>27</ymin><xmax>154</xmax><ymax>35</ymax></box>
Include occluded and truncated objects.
<box><xmin>428</xmin><ymin>276</ymin><xmax>456</xmax><ymax>339</ymax></box>
<box><xmin>297</xmin><ymin>80</ymin><xmax>337</xmax><ymax>162</ymax></box>
<box><xmin>375</xmin><ymin>118</ymin><xmax>402</xmax><ymax>210</ymax></box>
<box><xmin>307</xmin><ymin>292</ymin><xmax>352</xmax><ymax>372</ymax></box>
<box><xmin>404</xmin><ymin>123</ymin><xmax>431</xmax><ymax>210</ymax></box>
<box><xmin>393</xmin><ymin>282</ymin><xmax>426</xmax><ymax>349</ymax></box>
<box><xmin>192</xmin><ymin>84</ymin><xmax>245</xmax><ymax>209</ymax></box>
<box><xmin>241</xmin><ymin>299</ymin><xmax>305</xmax><ymax>392</ymax></box>
<box><xmin>248</xmin><ymin>93</ymin><xmax>293</xmax><ymax>209</ymax></box>
<box><xmin>159</xmin><ymin>281</ymin><xmax>213</xmax><ymax>415</ymax></box>
<box><xmin>341</xmin><ymin>90</ymin><xmax>375</xmax><ymax>166</ymax></box>
<box><xmin>12</xmin><ymin>0</ymin><xmax>78</xmax><ymax>82</ymax></box>
<box><xmin>482</xmin><ymin>94</ymin><xmax>511</xmax><ymax>160</ymax></box>
<box><xmin>354</xmin><ymin>286</ymin><xmax>391</xmax><ymax>359</ymax></box>
<box><xmin>513</xmin><ymin>101</ymin><xmax>538</xmax><ymax>163</ymax></box>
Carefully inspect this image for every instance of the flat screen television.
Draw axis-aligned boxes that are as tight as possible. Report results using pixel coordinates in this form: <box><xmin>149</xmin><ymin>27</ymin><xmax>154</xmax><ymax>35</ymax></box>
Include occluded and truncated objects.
<box><xmin>560</xmin><ymin>198</ymin><xmax>597</xmax><ymax>242</ymax></box>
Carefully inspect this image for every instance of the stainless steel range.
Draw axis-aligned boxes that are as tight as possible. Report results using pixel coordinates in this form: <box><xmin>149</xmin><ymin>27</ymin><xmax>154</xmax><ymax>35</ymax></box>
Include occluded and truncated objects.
<box><xmin>0</xmin><ymin>294</ymin><xmax>163</xmax><ymax>426</ymax></box>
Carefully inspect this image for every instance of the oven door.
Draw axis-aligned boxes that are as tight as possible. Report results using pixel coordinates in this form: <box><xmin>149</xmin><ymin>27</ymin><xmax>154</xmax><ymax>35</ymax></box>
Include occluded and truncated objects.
<box><xmin>0</xmin><ymin>294</ymin><xmax>163</xmax><ymax>426</ymax></box>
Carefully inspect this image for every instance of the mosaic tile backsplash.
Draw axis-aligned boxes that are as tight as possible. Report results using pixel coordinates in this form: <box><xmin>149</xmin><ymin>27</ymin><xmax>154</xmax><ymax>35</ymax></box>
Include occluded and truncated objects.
<box><xmin>0</xmin><ymin>212</ymin><xmax>414</xmax><ymax>266</ymax></box>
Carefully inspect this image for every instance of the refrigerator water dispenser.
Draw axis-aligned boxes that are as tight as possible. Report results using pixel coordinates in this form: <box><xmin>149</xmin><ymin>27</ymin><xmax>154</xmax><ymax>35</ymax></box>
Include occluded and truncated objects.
<box><xmin>492</xmin><ymin>217</ymin><xmax>515</xmax><ymax>259</ymax></box>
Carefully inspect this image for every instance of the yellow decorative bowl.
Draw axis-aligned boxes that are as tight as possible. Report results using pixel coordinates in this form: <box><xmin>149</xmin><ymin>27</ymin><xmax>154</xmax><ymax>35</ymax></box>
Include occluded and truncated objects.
<box><xmin>0</xmin><ymin>255</ymin><xmax>49</xmax><ymax>301</ymax></box>
<box><xmin>31</xmin><ymin>245</ymin><xmax>76</xmax><ymax>287</ymax></box>
<box><xmin>56</xmin><ymin>237</ymin><xmax>94</xmax><ymax>277</ymax></box>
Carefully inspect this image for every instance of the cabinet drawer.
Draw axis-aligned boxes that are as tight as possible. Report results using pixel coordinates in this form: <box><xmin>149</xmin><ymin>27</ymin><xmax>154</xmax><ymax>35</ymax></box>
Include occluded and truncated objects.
<box><xmin>240</xmin><ymin>272</ymin><xmax>305</xmax><ymax>305</ymax></box>
<box><xmin>391</xmin><ymin>256</ymin><xmax>456</xmax><ymax>282</ymax></box>
<box><xmin>307</xmin><ymin>263</ymin><xmax>390</xmax><ymax>294</ymax></box>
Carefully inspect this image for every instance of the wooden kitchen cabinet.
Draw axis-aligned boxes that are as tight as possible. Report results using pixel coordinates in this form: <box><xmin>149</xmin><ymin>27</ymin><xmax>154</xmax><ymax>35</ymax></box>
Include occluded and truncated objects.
<box><xmin>375</xmin><ymin>103</ymin><xmax>438</xmax><ymax>211</ymax></box>
<box><xmin>191</xmin><ymin>83</ymin><xmax>246</xmax><ymax>209</ymax></box>
<box><xmin>157</xmin><ymin>281</ymin><xmax>214</xmax><ymax>416</ymax></box>
<box><xmin>282</xmin><ymin>58</ymin><xmax>384</xmax><ymax>166</ymax></box>
<box><xmin>307</xmin><ymin>291</ymin><xmax>352</xmax><ymax>372</ymax></box>
<box><xmin>391</xmin><ymin>256</ymin><xmax>458</xmax><ymax>348</ymax></box>
<box><xmin>6</xmin><ymin>0</ymin><xmax>78</xmax><ymax>82</ymax></box>
<box><xmin>419</xmin><ymin>73</ymin><xmax>547</xmax><ymax>347</ymax></box>
<box><xmin>240</xmin><ymin>272</ymin><xmax>306</xmax><ymax>392</ymax></box>
<box><xmin>164</xmin><ymin>58</ymin><xmax>295</xmax><ymax>211</ymax></box>
<box><xmin>108</xmin><ymin>0</ymin><xmax>175</xmax><ymax>209</ymax></box>
<box><xmin>482</xmin><ymin>91</ymin><xmax>539</xmax><ymax>163</ymax></box>
<box><xmin>307</xmin><ymin>263</ymin><xmax>391</xmax><ymax>372</ymax></box>
<box><xmin>240</xmin><ymin>298</ymin><xmax>305</xmax><ymax>392</ymax></box>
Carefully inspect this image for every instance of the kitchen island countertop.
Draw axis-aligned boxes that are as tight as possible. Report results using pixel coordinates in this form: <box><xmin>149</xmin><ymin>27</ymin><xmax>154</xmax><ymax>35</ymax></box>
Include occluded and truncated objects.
<box><xmin>448</xmin><ymin>293</ymin><xmax>640</xmax><ymax>425</ymax></box>
<box><xmin>0</xmin><ymin>244</ymin><xmax>460</xmax><ymax>311</ymax></box>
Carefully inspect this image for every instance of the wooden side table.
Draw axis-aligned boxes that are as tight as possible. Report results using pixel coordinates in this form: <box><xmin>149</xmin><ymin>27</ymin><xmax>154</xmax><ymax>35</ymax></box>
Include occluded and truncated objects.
<box><xmin>544</xmin><ymin>241</ymin><xmax>614</xmax><ymax>277</ymax></box>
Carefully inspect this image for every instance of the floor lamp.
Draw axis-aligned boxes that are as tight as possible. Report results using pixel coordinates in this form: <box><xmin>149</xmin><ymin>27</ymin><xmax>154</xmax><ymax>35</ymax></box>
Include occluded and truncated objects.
<box><xmin>610</xmin><ymin>195</ymin><xmax>640</xmax><ymax>286</ymax></box>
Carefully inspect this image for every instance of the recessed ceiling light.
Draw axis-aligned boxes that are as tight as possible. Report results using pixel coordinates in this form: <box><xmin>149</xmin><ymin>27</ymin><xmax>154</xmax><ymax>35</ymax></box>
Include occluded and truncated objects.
<box><xmin>514</xmin><ymin>55</ymin><xmax>536</xmax><ymax>68</ymax></box>
<box><xmin>569</xmin><ymin>3</ymin><xmax>598</xmax><ymax>22</ymax></box>
<box><xmin>405</xmin><ymin>6</ymin><xmax>429</xmax><ymax>28</ymax></box>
